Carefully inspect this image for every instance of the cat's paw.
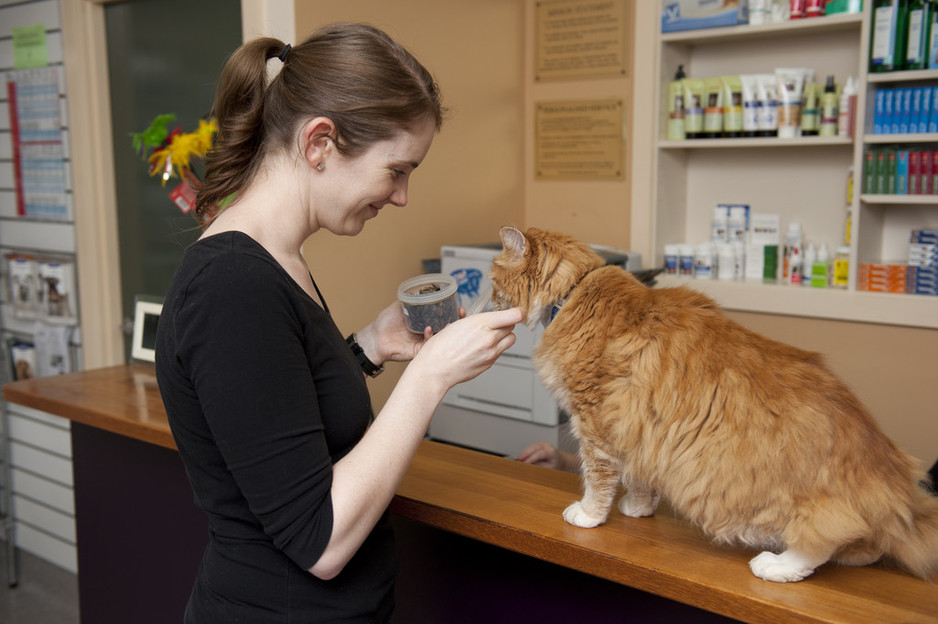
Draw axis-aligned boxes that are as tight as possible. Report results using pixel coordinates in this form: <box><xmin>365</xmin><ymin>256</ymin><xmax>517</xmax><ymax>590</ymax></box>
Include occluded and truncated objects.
<box><xmin>618</xmin><ymin>493</ymin><xmax>659</xmax><ymax>518</ymax></box>
<box><xmin>749</xmin><ymin>551</ymin><xmax>816</xmax><ymax>583</ymax></box>
<box><xmin>562</xmin><ymin>501</ymin><xmax>605</xmax><ymax>528</ymax></box>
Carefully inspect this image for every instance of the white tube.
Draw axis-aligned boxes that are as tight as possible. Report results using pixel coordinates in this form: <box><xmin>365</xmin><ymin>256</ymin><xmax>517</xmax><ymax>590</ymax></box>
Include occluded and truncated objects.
<box><xmin>740</xmin><ymin>74</ymin><xmax>760</xmax><ymax>137</ymax></box>
<box><xmin>775</xmin><ymin>68</ymin><xmax>807</xmax><ymax>139</ymax></box>
<box><xmin>756</xmin><ymin>74</ymin><xmax>779</xmax><ymax>137</ymax></box>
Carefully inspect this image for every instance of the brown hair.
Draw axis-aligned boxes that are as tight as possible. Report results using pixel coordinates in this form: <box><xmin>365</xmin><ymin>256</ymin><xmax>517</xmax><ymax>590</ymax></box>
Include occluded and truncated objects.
<box><xmin>195</xmin><ymin>22</ymin><xmax>445</xmax><ymax>222</ymax></box>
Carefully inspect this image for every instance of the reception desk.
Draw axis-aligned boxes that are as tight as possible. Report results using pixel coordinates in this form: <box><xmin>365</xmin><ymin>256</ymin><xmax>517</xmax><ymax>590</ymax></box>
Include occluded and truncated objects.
<box><xmin>3</xmin><ymin>364</ymin><xmax>937</xmax><ymax>623</ymax></box>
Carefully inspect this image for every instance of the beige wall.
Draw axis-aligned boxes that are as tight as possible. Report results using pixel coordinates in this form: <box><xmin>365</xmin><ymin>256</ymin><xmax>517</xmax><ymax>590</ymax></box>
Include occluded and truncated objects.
<box><xmin>294</xmin><ymin>1</ymin><xmax>635</xmax><ymax>405</ymax></box>
<box><xmin>68</xmin><ymin>1</ymin><xmax>934</xmax><ymax>468</ymax></box>
<box><xmin>293</xmin><ymin>2</ymin><xmax>527</xmax><ymax>403</ymax></box>
<box><xmin>522</xmin><ymin>1</ymin><xmax>634</xmax><ymax>247</ymax></box>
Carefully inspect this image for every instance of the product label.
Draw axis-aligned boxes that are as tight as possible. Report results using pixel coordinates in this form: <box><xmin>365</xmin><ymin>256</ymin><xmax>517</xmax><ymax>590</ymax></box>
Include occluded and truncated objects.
<box><xmin>833</xmin><ymin>258</ymin><xmax>849</xmax><ymax>286</ymax></box>
<box><xmin>908</xmin><ymin>10</ymin><xmax>924</xmax><ymax>63</ymax></box>
<box><xmin>811</xmin><ymin>262</ymin><xmax>829</xmax><ymax>288</ymax></box>
<box><xmin>930</xmin><ymin>29</ymin><xmax>938</xmax><ymax>69</ymax></box>
<box><xmin>758</xmin><ymin>100</ymin><xmax>778</xmax><ymax>131</ymax></box>
<box><xmin>872</xmin><ymin>6</ymin><xmax>896</xmax><ymax>66</ymax></box>
<box><xmin>685</xmin><ymin>92</ymin><xmax>704</xmax><ymax>133</ymax></box>
<box><xmin>743</xmin><ymin>100</ymin><xmax>760</xmax><ymax>131</ymax></box>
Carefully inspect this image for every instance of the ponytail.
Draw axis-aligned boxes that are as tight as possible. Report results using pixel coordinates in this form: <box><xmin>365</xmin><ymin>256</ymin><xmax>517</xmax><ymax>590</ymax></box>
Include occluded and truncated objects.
<box><xmin>195</xmin><ymin>38</ymin><xmax>285</xmax><ymax>221</ymax></box>
<box><xmin>196</xmin><ymin>24</ymin><xmax>445</xmax><ymax>224</ymax></box>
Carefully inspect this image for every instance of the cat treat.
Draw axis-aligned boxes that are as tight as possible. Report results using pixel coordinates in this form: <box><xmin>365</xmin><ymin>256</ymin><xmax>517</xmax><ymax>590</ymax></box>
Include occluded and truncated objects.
<box><xmin>489</xmin><ymin>225</ymin><xmax>938</xmax><ymax>584</ymax></box>
<box><xmin>397</xmin><ymin>273</ymin><xmax>459</xmax><ymax>334</ymax></box>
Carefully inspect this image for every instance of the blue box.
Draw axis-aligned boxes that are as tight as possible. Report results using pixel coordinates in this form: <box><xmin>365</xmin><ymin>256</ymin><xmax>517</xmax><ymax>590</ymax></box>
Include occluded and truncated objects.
<box><xmin>920</xmin><ymin>86</ymin><xmax>932</xmax><ymax>133</ymax></box>
<box><xmin>661</xmin><ymin>0</ymin><xmax>748</xmax><ymax>32</ymax></box>
<box><xmin>884</xmin><ymin>89</ymin><xmax>895</xmax><ymax>134</ymax></box>
<box><xmin>898</xmin><ymin>88</ymin><xmax>912</xmax><ymax>134</ymax></box>
<box><xmin>896</xmin><ymin>150</ymin><xmax>910</xmax><ymax>193</ymax></box>
<box><xmin>911</xmin><ymin>87</ymin><xmax>923</xmax><ymax>133</ymax></box>
<box><xmin>874</xmin><ymin>89</ymin><xmax>885</xmax><ymax>134</ymax></box>
<box><xmin>931</xmin><ymin>87</ymin><xmax>938</xmax><ymax>132</ymax></box>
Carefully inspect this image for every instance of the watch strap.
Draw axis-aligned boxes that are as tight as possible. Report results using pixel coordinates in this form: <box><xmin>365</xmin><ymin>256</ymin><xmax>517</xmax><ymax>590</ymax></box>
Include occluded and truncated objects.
<box><xmin>346</xmin><ymin>333</ymin><xmax>384</xmax><ymax>377</ymax></box>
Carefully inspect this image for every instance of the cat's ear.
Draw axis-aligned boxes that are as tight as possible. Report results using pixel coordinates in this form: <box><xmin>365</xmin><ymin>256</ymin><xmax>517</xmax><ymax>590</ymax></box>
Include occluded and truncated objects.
<box><xmin>499</xmin><ymin>227</ymin><xmax>527</xmax><ymax>264</ymax></box>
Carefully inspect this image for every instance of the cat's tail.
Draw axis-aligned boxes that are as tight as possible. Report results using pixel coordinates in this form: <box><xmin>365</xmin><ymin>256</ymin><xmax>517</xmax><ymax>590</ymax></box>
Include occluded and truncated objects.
<box><xmin>886</xmin><ymin>487</ymin><xmax>938</xmax><ymax>579</ymax></box>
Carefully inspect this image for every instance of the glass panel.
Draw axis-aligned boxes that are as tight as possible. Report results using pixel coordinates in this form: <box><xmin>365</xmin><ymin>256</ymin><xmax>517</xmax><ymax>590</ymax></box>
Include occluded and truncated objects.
<box><xmin>105</xmin><ymin>0</ymin><xmax>242</xmax><ymax>360</ymax></box>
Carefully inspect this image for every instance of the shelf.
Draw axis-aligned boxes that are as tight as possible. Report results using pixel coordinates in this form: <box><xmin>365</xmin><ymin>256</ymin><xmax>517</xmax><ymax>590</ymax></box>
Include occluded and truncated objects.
<box><xmin>659</xmin><ymin>136</ymin><xmax>854</xmax><ymax>149</ymax></box>
<box><xmin>864</xmin><ymin>133</ymin><xmax>938</xmax><ymax>144</ymax></box>
<box><xmin>867</xmin><ymin>69</ymin><xmax>938</xmax><ymax>83</ymax></box>
<box><xmin>860</xmin><ymin>194</ymin><xmax>938</xmax><ymax>205</ymax></box>
<box><xmin>660</xmin><ymin>12</ymin><xmax>863</xmax><ymax>44</ymax></box>
<box><xmin>655</xmin><ymin>275</ymin><xmax>938</xmax><ymax>329</ymax></box>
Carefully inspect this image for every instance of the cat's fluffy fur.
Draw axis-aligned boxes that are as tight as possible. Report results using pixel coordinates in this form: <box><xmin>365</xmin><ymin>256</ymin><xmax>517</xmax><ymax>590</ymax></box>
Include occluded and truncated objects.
<box><xmin>490</xmin><ymin>226</ymin><xmax>938</xmax><ymax>583</ymax></box>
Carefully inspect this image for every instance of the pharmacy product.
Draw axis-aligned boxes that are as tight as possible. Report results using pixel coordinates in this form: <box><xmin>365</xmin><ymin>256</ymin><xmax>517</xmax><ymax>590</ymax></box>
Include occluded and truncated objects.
<box><xmin>775</xmin><ymin>68</ymin><xmax>807</xmax><ymax>138</ymax></box>
<box><xmin>667</xmin><ymin>66</ymin><xmax>687</xmax><ymax>141</ymax></box>
<box><xmin>832</xmin><ymin>246</ymin><xmax>850</xmax><ymax>288</ymax></box>
<box><xmin>783</xmin><ymin>222</ymin><xmax>804</xmax><ymax>282</ymax></box>
<box><xmin>712</xmin><ymin>205</ymin><xmax>729</xmax><ymax>242</ymax></box>
<box><xmin>811</xmin><ymin>243</ymin><xmax>830</xmax><ymax>288</ymax></box>
<box><xmin>819</xmin><ymin>76</ymin><xmax>838</xmax><ymax>137</ymax></box>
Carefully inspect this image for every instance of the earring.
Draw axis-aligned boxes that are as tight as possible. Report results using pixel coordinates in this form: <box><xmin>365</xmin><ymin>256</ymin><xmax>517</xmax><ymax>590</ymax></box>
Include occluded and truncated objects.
<box><xmin>316</xmin><ymin>162</ymin><xmax>324</xmax><ymax>171</ymax></box>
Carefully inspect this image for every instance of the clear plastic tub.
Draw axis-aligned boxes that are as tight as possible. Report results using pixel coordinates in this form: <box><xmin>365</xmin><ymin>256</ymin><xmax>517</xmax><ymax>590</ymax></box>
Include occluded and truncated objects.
<box><xmin>397</xmin><ymin>273</ymin><xmax>459</xmax><ymax>334</ymax></box>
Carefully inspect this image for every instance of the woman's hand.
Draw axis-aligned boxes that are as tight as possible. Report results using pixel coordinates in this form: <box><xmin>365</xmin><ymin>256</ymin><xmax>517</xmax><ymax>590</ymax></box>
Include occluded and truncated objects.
<box><xmin>408</xmin><ymin>307</ymin><xmax>522</xmax><ymax>391</ymax></box>
<box><xmin>355</xmin><ymin>301</ymin><xmax>471</xmax><ymax>366</ymax></box>
<box><xmin>354</xmin><ymin>301</ymin><xmax>424</xmax><ymax>366</ymax></box>
<box><xmin>517</xmin><ymin>442</ymin><xmax>579</xmax><ymax>472</ymax></box>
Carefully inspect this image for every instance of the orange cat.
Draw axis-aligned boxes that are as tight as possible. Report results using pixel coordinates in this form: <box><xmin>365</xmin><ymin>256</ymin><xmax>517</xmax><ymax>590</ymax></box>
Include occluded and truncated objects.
<box><xmin>490</xmin><ymin>226</ymin><xmax>938</xmax><ymax>583</ymax></box>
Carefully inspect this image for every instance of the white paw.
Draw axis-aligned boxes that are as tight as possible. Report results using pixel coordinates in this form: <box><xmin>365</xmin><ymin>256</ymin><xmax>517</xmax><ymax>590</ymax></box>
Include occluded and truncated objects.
<box><xmin>562</xmin><ymin>501</ymin><xmax>605</xmax><ymax>528</ymax></box>
<box><xmin>618</xmin><ymin>493</ymin><xmax>659</xmax><ymax>518</ymax></box>
<box><xmin>749</xmin><ymin>551</ymin><xmax>816</xmax><ymax>583</ymax></box>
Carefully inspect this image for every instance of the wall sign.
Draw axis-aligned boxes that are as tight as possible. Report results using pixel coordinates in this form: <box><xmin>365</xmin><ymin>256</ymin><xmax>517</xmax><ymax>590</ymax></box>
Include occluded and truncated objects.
<box><xmin>535</xmin><ymin>0</ymin><xmax>629</xmax><ymax>82</ymax></box>
<box><xmin>535</xmin><ymin>98</ymin><xmax>625</xmax><ymax>181</ymax></box>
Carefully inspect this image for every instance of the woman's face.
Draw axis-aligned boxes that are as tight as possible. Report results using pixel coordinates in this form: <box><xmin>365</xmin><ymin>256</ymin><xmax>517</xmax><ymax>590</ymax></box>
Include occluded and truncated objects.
<box><xmin>317</xmin><ymin>116</ymin><xmax>437</xmax><ymax>236</ymax></box>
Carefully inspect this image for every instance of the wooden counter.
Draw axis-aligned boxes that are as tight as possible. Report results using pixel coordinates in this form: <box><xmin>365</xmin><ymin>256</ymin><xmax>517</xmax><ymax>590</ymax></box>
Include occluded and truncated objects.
<box><xmin>4</xmin><ymin>364</ymin><xmax>938</xmax><ymax>624</ymax></box>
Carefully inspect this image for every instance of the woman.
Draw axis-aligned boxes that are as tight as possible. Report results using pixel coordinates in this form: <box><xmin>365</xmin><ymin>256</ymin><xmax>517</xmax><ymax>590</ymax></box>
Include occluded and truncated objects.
<box><xmin>155</xmin><ymin>23</ymin><xmax>521</xmax><ymax>622</ymax></box>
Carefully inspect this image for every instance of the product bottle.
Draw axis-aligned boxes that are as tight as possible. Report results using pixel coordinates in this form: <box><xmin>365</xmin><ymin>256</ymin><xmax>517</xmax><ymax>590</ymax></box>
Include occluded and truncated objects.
<box><xmin>805</xmin><ymin>0</ymin><xmax>826</xmax><ymax>17</ymax></box>
<box><xmin>870</xmin><ymin>0</ymin><xmax>910</xmax><ymax>73</ymax></box>
<box><xmin>906</xmin><ymin>0</ymin><xmax>932</xmax><ymax>70</ymax></box>
<box><xmin>711</xmin><ymin>205</ymin><xmax>729</xmax><ymax>242</ymax></box>
<box><xmin>703</xmin><ymin>77</ymin><xmax>724</xmax><ymax>138</ymax></box>
<box><xmin>727</xmin><ymin>206</ymin><xmax>748</xmax><ymax>243</ymax></box>
<box><xmin>694</xmin><ymin>242</ymin><xmax>715</xmax><ymax>280</ymax></box>
<box><xmin>664</xmin><ymin>244</ymin><xmax>680</xmax><ymax>274</ymax></box>
<box><xmin>811</xmin><ymin>243</ymin><xmax>830</xmax><ymax>288</ymax></box>
<box><xmin>683</xmin><ymin>79</ymin><xmax>705</xmax><ymax>139</ymax></box>
<box><xmin>832</xmin><ymin>246</ymin><xmax>850</xmax><ymax>289</ymax></box>
<box><xmin>929</xmin><ymin>9</ymin><xmax>938</xmax><ymax>69</ymax></box>
<box><xmin>801</xmin><ymin>82</ymin><xmax>820</xmax><ymax>135</ymax></box>
<box><xmin>788</xmin><ymin>247</ymin><xmax>803</xmax><ymax>286</ymax></box>
<box><xmin>819</xmin><ymin>76</ymin><xmax>839</xmax><ymax>136</ymax></box>
<box><xmin>844</xmin><ymin>167</ymin><xmax>854</xmax><ymax>245</ymax></box>
<box><xmin>679</xmin><ymin>244</ymin><xmax>695</xmax><ymax>276</ymax></box>
<box><xmin>802</xmin><ymin>243</ymin><xmax>817</xmax><ymax>287</ymax></box>
<box><xmin>717</xmin><ymin>243</ymin><xmax>736</xmax><ymax>280</ymax></box>
<box><xmin>667</xmin><ymin>66</ymin><xmax>687</xmax><ymax>141</ymax></box>
<box><xmin>838</xmin><ymin>76</ymin><xmax>857</xmax><ymax>137</ymax></box>
<box><xmin>782</xmin><ymin>222</ymin><xmax>804</xmax><ymax>282</ymax></box>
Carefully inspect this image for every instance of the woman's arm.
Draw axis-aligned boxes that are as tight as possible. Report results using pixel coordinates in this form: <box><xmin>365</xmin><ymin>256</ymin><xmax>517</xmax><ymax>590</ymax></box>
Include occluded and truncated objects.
<box><xmin>309</xmin><ymin>307</ymin><xmax>521</xmax><ymax>579</ymax></box>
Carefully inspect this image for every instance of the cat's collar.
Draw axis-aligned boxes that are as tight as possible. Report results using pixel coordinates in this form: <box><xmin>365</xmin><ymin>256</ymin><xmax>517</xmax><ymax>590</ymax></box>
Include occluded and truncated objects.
<box><xmin>540</xmin><ymin>266</ymin><xmax>601</xmax><ymax>328</ymax></box>
<box><xmin>537</xmin><ymin>299</ymin><xmax>564</xmax><ymax>328</ymax></box>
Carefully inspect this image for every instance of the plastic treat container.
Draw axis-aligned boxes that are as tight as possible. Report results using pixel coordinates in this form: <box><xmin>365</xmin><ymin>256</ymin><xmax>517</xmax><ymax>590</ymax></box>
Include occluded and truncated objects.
<box><xmin>397</xmin><ymin>273</ymin><xmax>459</xmax><ymax>334</ymax></box>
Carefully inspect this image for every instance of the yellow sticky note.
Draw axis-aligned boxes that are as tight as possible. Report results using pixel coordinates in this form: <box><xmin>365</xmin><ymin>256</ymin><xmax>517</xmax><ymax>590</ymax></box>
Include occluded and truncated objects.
<box><xmin>13</xmin><ymin>23</ymin><xmax>48</xmax><ymax>69</ymax></box>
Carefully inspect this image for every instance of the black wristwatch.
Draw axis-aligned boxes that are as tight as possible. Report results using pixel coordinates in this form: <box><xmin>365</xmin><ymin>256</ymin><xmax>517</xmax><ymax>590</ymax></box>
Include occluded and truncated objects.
<box><xmin>346</xmin><ymin>333</ymin><xmax>384</xmax><ymax>378</ymax></box>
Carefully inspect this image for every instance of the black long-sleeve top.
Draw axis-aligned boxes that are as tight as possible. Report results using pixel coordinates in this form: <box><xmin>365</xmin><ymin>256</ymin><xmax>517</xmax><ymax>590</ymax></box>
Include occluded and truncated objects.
<box><xmin>155</xmin><ymin>231</ymin><xmax>395</xmax><ymax>623</ymax></box>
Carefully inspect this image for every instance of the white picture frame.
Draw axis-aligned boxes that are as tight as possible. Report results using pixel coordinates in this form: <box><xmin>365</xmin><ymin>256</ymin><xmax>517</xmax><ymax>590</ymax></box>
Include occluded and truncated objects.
<box><xmin>131</xmin><ymin>299</ymin><xmax>163</xmax><ymax>363</ymax></box>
